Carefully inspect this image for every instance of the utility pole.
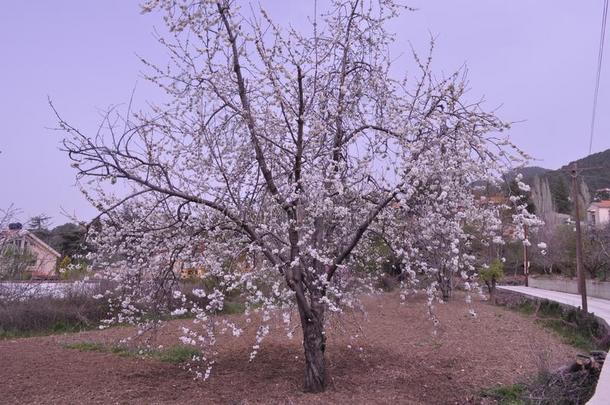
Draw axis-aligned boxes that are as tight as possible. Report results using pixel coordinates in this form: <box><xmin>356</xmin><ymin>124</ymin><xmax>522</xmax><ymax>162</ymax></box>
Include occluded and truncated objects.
<box><xmin>523</xmin><ymin>224</ymin><xmax>529</xmax><ymax>287</ymax></box>
<box><xmin>570</xmin><ymin>162</ymin><xmax>588</xmax><ymax>313</ymax></box>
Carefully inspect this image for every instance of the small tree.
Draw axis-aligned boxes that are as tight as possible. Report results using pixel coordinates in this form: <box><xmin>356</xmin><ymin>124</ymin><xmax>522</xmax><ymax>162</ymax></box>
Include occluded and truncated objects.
<box><xmin>48</xmin><ymin>223</ymin><xmax>88</xmax><ymax>258</ymax></box>
<box><xmin>583</xmin><ymin>224</ymin><xmax>610</xmax><ymax>280</ymax></box>
<box><xmin>0</xmin><ymin>245</ymin><xmax>37</xmax><ymax>281</ymax></box>
<box><xmin>0</xmin><ymin>208</ymin><xmax>37</xmax><ymax>281</ymax></box>
<box><xmin>480</xmin><ymin>259</ymin><xmax>504</xmax><ymax>304</ymax></box>
<box><xmin>27</xmin><ymin>214</ymin><xmax>53</xmax><ymax>243</ymax></box>
<box><xmin>55</xmin><ymin>0</ymin><xmax>532</xmax><ymax>392</ymax></box>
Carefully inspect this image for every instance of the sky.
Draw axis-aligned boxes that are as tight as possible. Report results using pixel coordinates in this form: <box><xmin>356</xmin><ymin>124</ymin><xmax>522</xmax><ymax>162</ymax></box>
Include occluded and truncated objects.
<box><xmin>1</xmin><ymin>1</ymin><xmax>609</xmax><ymax>224</ymax></box>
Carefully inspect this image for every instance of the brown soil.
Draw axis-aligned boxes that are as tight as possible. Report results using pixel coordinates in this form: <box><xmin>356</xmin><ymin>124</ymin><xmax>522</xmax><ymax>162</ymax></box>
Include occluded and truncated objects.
<box><xmin>0</xmin><ymin>293</ymin><xmax>578</xmax><ymax>404</ymax></box>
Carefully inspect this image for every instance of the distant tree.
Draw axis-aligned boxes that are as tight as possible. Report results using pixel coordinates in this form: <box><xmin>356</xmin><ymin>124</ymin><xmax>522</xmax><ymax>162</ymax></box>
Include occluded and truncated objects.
<box><xmin>26</xmin><ymin>216</ymin><xmax>90</xmax><ymax>261</ymax></box>
<box><xmin>583</xmin><ymin>224</ymin><xmax>610</xmax><ymax>280</ymax></box>
<box><xmin>27</xmin><ymin>214</ymin><xmax>52</xmax><ymax>232</ymax></box>
<box><xmin>593</xmin><ymin>188</ymin><xmax>610</xmax><ymax>201</ymax></box>
<box><xmin>27</xmin><ymin>214</ymin><xmax>53</xmax><ymax>243</ymax></box>
<box><xmin>533</xmin><ymin>224</ymin><xmax>576</xmax><ymax>277</ymax></box>
<box><xmin>0</xmin><ymin>206</ymin><xmax>18</xmax><ymax>231</ymax></box>
<box><xmin>549</xmin><ymin>175</ymin><xmax>571</xmax><ymax>215</ymax></box>
<box><xmin>48</xmin><ymin>223</ymin><xmax>87</xmax><ymax>258</ymax></box>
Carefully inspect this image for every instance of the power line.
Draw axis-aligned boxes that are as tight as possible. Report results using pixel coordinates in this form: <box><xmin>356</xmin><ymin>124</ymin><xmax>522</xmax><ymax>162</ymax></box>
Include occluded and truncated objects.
<box><xmin>588</xmin><ymin>0</ymin><xmax>609</xmax><ymax>155</ymax></box>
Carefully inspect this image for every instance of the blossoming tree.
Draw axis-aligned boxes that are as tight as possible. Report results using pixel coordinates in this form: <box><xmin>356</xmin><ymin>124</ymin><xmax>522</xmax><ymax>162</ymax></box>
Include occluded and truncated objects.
<box><xmin>55</xmin><ymin>0</ymin><xmax>532</xmax><ymax>392</ymax></box>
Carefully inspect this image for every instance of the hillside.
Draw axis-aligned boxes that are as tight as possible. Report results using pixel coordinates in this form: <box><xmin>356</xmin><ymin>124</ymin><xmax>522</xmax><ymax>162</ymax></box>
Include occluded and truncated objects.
<box><xmin>505</xmin><ymin>166</ymin><xmax>550</xmax><ymax>184</ymax></box>
<box><xmin>558</xmin><ymin>148</ymin><xmax>610</xmax><ymax>194</ymax></box>
<box><xmin>515</xmin><ymin>166</ymin><xmax>551</xmax><ymax>179</ymax></box>
<box><xmin>519</xmin><ymin>148</ymin><xmax>610</xmax><ymax>215</ymax></box>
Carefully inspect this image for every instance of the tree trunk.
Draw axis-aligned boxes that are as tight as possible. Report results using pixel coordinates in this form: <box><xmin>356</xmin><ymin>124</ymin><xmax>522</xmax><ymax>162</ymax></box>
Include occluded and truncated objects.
<box><xmin>490</xmin><ymin>278</ymin><xmax>497</xmax><ymax>305</ymax></box>
<box><xmin>439</xmin><ymin>275</ymin><xmax>451</xmax><ymax>301</ymax></box>
<box><xmin>298</xmin><ymin>300</ymin><xmax>326</xmax><ymax>393</ymax></box>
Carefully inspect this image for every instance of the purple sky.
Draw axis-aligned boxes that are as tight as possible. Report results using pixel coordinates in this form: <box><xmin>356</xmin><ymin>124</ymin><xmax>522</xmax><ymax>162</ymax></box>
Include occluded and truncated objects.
<box><xmin>1</xmin><ymin>1</ymin><xmax>609</xmax><ymax>224</ymax></box>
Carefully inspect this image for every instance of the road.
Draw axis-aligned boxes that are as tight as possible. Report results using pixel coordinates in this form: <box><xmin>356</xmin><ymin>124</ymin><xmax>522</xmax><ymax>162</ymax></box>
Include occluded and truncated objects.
<box><xmin>498</xmin><ymin>285</ymin><xmax>610</xmax><ymax>405</ymax></box>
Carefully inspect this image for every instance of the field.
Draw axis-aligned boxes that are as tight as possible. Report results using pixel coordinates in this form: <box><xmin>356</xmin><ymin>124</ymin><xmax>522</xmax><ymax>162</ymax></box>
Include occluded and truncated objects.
<box><xmin>0</xmin><ymin>293</ymin><xmax>578</xmax><ymax>404</ymax></box>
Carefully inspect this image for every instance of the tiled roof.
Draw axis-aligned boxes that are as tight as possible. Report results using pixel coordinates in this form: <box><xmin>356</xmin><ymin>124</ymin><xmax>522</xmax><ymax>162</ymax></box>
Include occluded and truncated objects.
<box><xmin>591</xmin><ymin>200</ymin><xmax>610</xmax><ymax>209</ymax></box>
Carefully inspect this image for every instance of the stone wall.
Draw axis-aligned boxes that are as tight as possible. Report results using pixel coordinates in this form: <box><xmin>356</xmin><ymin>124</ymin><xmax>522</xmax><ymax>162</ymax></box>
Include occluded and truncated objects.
<box><xmin>530</xmin><ymin>277</ymin><xmax>610</xmax><ymax>300</ymax></box>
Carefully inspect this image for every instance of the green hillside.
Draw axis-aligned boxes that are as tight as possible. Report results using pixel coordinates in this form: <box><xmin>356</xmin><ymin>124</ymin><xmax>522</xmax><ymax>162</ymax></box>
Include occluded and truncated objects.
<box><xmin>558</xmin><ymin>149</ymin><xmax>610</xmax><ymax>193</ymax></box>
<box><xmin>520</xmin><ymin>148</ymin><xmax>610</xmax><ymax>215</ymax></box>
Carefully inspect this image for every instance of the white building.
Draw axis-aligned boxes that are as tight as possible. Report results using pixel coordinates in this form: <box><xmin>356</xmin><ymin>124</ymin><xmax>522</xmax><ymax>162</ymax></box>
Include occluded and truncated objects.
<box><xmin>587</xmin><ymin>200</ymin><xmax>610</xmax><ymax>228</ymax></box>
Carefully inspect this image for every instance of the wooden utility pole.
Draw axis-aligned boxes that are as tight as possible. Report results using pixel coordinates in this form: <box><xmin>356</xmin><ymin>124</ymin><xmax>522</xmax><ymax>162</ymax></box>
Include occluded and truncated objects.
<box><xmin>523</xmin><ymin>224</ymin><xmax>529</xmax><ymax>287</ymax></box>
<box><xmin>571</xmin><ymin>162</ymin><xmax>588</xmax><ymax>313</ymax></box>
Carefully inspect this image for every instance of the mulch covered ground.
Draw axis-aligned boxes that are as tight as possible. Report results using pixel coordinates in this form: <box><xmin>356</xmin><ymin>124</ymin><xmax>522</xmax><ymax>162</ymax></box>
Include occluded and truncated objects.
<box><xmin>0</xmin><ymin>293</ymin><xmax>578</xmax><ymax>404</ymax></box>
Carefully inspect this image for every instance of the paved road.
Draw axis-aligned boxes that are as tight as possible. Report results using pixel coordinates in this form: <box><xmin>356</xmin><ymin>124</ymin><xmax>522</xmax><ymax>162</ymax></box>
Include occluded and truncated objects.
<box><xmin>498</xmin><ymin>285</ymin><xmax>610</xmax><ymax>405</ymax></box>
<box><xmin>499</xmin><ymin>285</ymin><xmax>610</xmax><ymax>321</ymax></box>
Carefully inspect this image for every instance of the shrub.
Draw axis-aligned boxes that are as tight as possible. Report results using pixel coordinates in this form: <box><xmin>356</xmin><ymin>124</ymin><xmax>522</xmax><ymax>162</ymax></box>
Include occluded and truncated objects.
<box><xmin>537</xmin><ymin>300</ymin><xmax>563</xmax><ymax>318</ymax></box>
<box><xmin>516</xmin><ymin>300</ymin><xmax>536</xmax><ymax>315</ymax></box>
<box><xmin>480</xmin><ymin>259</ymin><xmax>504</xmax><ymax>303</ymax></box>
<box><xmin>0</xmin><ymin>248</ymin><xmax>37</xmax><ymax>280</ymax></box>
<box><xmin>0</xmin><ymin>292</ymin><xmax>109</xmax><ymax>338</ymax></box>
<box><xmin>57</xmin><ymin>257</ymin><xmax>89</xmax><ymax>280</ymax></box>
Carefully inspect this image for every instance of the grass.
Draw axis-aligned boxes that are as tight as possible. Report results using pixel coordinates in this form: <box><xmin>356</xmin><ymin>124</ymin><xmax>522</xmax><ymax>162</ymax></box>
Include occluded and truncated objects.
<box><xmin>515</xmin><ymin>301</ymin><xmax>535</xmax><ymax>315</ymax></box>
<box><xmin>222</xmin><ymin>300</ymin><xmax>246</xmax><ymax>315</ymax></box>
<box><xmin>480</xmin><ymin>384</ymin><xmax>526</xmax><ymax>405</ymax></box>
<box><xmin>507</xmin><ymin>299</ymin><xmax>607</xmax><ymax>352</ymax></box>
<box><xmin>63</xmin><ymin>342</ymin><xmax>133</xmax><ymax>358</ymax></box>
<box><xmin>535</xmin><ymin>318</ymin><xmax>595</xmax><ymax>352</ymax></box>
<box><xmin>513</xmin><ymin>300</ymin><xmax>564</xmax><ymax>318</ymax></box>
<box><xmin>63</xmin><ymin>342</ymin><xmax>201</xmax><ymax>363</ymax></box>
<box><xmin>64</xmin><ymin>342</ymin><xmax>107</xmax><ymax>352</ymax></box>
<box><xmin>155</xmin><ymin>345</ymin><xmax>201</xmax><ymax>363</ymax></box>
<box><xmin>536</xmin><ymin>301</ymin><xmax>564</xmax><ymax>318</ymax></box>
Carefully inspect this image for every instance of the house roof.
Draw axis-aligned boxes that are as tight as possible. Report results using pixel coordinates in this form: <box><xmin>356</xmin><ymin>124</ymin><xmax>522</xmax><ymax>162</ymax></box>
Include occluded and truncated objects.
<box><xmin>1</xmin><ymin>229</ymin><xmax>61</xmax><ymax>258</ymax></box>
<box><xmin>27</xmin><ymin>232</ymin><xmax>61</xmax><ymax>258</ymax></box>
<box><xmin>589</xmin><ymin>200</ymin><xmax>610</xmax><ymax>209</ymax></box>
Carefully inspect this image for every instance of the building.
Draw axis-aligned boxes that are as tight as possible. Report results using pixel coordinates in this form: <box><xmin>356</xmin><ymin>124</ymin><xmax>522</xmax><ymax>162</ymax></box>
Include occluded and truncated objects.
<box><xmin>587</xmin><ymin>200</ymin><xmax>610</xmax><ymax>228</ymax></box>
<box><xmin>1</xmin><ymin>223</ymin><xmax>61</xmax><ymax>279</ymax></box>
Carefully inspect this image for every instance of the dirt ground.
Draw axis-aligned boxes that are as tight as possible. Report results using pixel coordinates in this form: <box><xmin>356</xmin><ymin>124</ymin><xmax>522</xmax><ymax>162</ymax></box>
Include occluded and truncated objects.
<box><xmin>0</xmin><ymin>293</ymin><xmax>578</xmax><ymax>404</ymax></box>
